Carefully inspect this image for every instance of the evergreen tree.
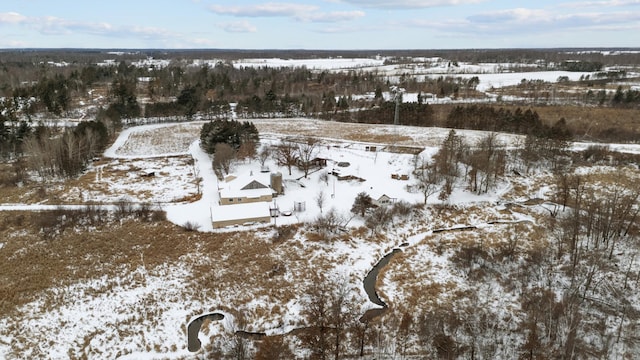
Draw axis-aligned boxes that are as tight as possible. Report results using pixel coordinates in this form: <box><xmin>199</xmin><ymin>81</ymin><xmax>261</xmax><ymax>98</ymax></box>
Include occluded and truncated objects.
<box><xmin>177</xmin><ymin>85</ymin><xmax>204</xmax><ymax>119</ymax></box>
<box><xmin>200</xmin><ymin>119</ymin><xmax>259</xmax><ymax>154</ymax></box>
<box><xmin>351</xmin><ymin>192</ymin><xmax>374</xmax><ymax>217</ymax></box>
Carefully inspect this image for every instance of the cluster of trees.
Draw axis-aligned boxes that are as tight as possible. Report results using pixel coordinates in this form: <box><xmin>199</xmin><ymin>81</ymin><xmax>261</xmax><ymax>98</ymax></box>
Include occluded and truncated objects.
<box><xmin>581</xmin><ymin>86</ymin><xmax>640</xmax><ymax>109</ymax></box>
<box><xmin>332</xmin><ymin>101</ymin><xmax>435</xmax><ymax>127</ymax></box>
<box><xmin>553</xmin><ymin>174</ymin><xmax>640</xmax><ymax>263</ymax></box>
<box><xmin>3</xmin><ymin>50</ymin><xmax>640</xmax><ymax>182</ymax></box>
<box><xmin>200</xmin><ymin>119</ymin><xmax>259</xmax><ymax>175</ymax></box>
<box><xmin>108</xmin><ymin>76</ymin><xmax>141</xmax><ymax>120</ymax></box>
<box><xmin>446</xmin><ymin>105</ymin><xmax>573</xmax><ymax>139</ymax></box>
<box><xmin>409</xmin><ymin>130</ymin><xmax>507</xmax><ymax>199</ymax></box>
<box><xmin>611</xmin><ymin>86</ymin><xmax>640</xmax><ymax>107</ymax></box>
<box><xmin>0</xmin><ymin>54</ymin><xmax>482</xmax><ymax>124</ymax></box>
<box><xmin>30</xmin><ymin>74</ymin><xmax>71</xmax><ymax>116</ymax></box>
<box><xmin>560</xmin><ymin>60</ymin><xmax>604</xmax><ymax>72</ymax></box>
<box><xmin>23</xmin><ymin>121</ymin><xmax>108</xmax><ymax>179</ymax></box>
<box><xmin>36</xmin><ymin>201</ymin><xmax>162</xmax><ymax>239</ymax></box>
<box><xmin>405</xmin><ymin>127</ymin><xmax>573</xmax><ymax>205</ymax></box>
<box><xmin>236</xmin><ymin>90</ymin><xmax>306</xmax><ymax>117</ymax></box>
<box><xmin>0</xmin><ymin>102</ymin><xmax>32</xmax><ymax>158</ymax></box>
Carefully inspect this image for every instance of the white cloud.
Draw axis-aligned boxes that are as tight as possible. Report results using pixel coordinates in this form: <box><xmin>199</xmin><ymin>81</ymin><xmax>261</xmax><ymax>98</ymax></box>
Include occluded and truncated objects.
<box><xmin>209</xmin><ymin>3</ymin><xmax>317</xmax><ymax>17</ymax></box>
<box><xmin>467</xmin><ymin>8</ymin><xmax>549</xmax><ymax>23</ymax></box>
<box><xmin>0</xmin><ymin>39</ymin><xmax>28</xmax><ymax>48</ymax></box>
<box><xmin>219</xmin><ymin>20</ymin><xmax>258</xmax><ymax>33</ymax></box>
<box><xmin>297</xmin><ymin>10</ymin><xmax>365</xmax><ymax>22</ymax></box>
<box><xmin>0</xmin><ymin>11</ymin><xmax>27</xmax><ymax>24</ymax></box>
<box><xmin>409</xmin><ymin>6</ymin><xmax>640</xmax><ymax>36</ymax></box>
<box><xmin>334</xmin><ymin>0</ymin><xmax>484</xmax><ymax>9</ymax></box>
<box><xmin>126</xmin><ymin>26</ymin><xmax>173</xmax><ymax>39</ymax></box>
<box><xmin>0</xmin><ymin>11</ymin><xmax>175</xmax><ymax>45</ymax></box>
<box><xmin>559</xmin><ymin>0</ymin><xmax>640</xmax><ymax>8</ymax></box>
<box><xmin>209</xmin><ymin>2</ymin><xmax>363</xmax><ymax>23</ymax></box>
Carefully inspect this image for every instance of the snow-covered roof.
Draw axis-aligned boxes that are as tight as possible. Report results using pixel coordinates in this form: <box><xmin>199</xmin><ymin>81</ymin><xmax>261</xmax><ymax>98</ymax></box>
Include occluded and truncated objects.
<box><xmin>218</xmin><ymin>172</ymin><xmax>274</xmax><ymax>199</ymax></box>
<box><xmin>220</xmin><ymin>186</ymin><xmax>274</xmax><ymax>200</ymax></box>
<box><xmin>211</xmin><ymin>202</ymin><xmax>271</xmax><ymax>223</ymax></box>
<box><xmin>369</xmin><ymin>189</ymin><xmax>395</xmax><ymax>202</ymax></box>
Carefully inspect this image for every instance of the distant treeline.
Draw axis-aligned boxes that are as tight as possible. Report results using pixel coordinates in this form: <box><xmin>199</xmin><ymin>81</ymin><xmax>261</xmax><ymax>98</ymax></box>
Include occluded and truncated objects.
<box><xmin>560</xmin><ymin>61</ymin><xmax>603</xmax><ymax>72</ymax></box>
<box><xmin>445</xmin><ymin>105</ymin><xmax>572</xmax><ymax>140</ymax></box>
<box><xmin>331</xmin><ymin>102</ymin><xmax>436</xmax><ymax>127</ymax></box>
<box><xmin>2</xmin><ymin>48</ymin><xmax>639</xmax><ymax>69</ymax></box>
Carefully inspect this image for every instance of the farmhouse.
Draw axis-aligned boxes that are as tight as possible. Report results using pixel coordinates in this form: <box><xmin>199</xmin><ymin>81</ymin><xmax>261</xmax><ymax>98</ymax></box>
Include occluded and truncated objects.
<box><xmin>218</xmin><ymin>173</ymin><xmax>276</xmax><ymax>205</ymax></box>
<box><xmin>213</xmin><ymin>171</ymin><xmax>283</xmax><ymax>228</ymax></box>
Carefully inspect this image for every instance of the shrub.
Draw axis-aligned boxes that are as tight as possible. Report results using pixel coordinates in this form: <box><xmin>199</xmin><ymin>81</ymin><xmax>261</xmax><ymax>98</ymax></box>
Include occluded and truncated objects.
<box><xmin>182</xmin><ymin>221</ymin><xmax>201</xmax><ymax>232</ymax></box>
<box><xmin>151</xmin><ymin>210</ymin><xmax>167</xmax><ymax>222</ymax></box>
<box><xmin>135</xmin><ymin>203</ymin><xmax>153</xmax><ymax>222</ymax></box>
<box><xmin>272</xmin><ymin>225</ymin><xmax>296</xmax><ymax>243</ymax></box>
<box><xmin>581</xmin><ymin>144</ymin><xmax>611</xmax><ymax>163</ymax></box>
<box><xmin>114</xmin><ymin>198</ymin><xmax>134</xmax><ymax>219</ymax></box>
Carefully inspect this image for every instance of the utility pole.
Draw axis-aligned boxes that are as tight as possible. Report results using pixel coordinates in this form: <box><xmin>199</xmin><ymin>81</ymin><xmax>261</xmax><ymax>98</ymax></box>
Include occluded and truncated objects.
<box><xmin>391</xmin><ymin>86</ymin><xmax>404</xmax><ymax>126</ymax></box>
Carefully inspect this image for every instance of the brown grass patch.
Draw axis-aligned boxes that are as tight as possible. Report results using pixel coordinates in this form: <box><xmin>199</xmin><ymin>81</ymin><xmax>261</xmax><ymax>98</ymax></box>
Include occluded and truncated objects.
<box><xmin>175</xmin><ymin>193</ymin><xmax>203</xmax><ymax>202</ymax></box>
<box><xmin>344</xmin><ymin>133</ymin><xmax>413</xmax><ymax>144</ymax></box>
<box><xmin>581</xmin><ymin>166</ymin><xmax>639</xmax><ymax>187</ymax></box>
<box><xmin>0</xmin><ymin>212</ymin><xmax>193</xmax><ymax>315</ymax></box>
<box><xmin>431</xmin><ymin>104</ymin><xmax>640</xmax><ymax>141</ymax></box>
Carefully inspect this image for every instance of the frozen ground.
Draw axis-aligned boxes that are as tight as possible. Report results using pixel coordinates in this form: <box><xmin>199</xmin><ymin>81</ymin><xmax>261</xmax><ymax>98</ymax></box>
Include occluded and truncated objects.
<box><xmin>1</xmin><ymin>119</ymin><xmax>639</xmax><ymax>359</ymax></box>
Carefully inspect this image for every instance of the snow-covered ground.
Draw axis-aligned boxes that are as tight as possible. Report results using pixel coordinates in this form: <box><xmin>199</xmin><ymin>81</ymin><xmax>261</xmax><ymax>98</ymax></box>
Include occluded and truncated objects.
<box><xmin>232</xmin><ymin>57</ymin><xmax>386</xmax><ymax>70</ymax></box>
<box><xmin>99</xmin><ymin>120</ymin><xmax>551</xmax><ymax>232</ymax></box>
<box><xmin>2</xmin><ymin>119</ymin><xmax>639</xmax><ymax>359</ymax></box>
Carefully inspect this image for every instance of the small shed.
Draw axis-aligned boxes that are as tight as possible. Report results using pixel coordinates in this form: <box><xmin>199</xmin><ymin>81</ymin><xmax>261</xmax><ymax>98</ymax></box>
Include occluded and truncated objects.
<box><xmin>391</xmin><ymin>173</ymin><xmax>409</xmax><ymax>181</ymax></box>
<box><xmin>374</xmin><ymin>194</ymin><xmax>396</xmax><ymax>206</ymax></box>
<box><xmin>311</xmin><ymin>157</ymin><xmax>328</xmax><ymax>167</ymax></box>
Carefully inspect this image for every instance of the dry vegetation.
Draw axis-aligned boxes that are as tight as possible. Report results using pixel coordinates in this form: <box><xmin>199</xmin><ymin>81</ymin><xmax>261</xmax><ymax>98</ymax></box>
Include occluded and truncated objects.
<box><xmin>0</xmin><ymin>211</ymin><xmax>188</xmax><ymax>315</ymax></box>
<box><xmin>1</xmin><ymin>116</ymin><xmax>640</xmax><ymax>357</ymax></box>
<box><xmin>0</xmin><ymin>155</ymin><xmax>199</xmax><ymax>205</ymax></box>
<box><xmin>431</xmin><ymin>103</ymin><xmax>640</xmax><ymax>141</ymax></box>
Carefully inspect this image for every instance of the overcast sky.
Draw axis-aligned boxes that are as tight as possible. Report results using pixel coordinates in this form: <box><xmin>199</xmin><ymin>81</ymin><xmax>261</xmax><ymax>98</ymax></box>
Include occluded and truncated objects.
<box><xmin>1</xmin><ymin>0</ymin><xmax>639</xmax><ymax>49</ymax></box>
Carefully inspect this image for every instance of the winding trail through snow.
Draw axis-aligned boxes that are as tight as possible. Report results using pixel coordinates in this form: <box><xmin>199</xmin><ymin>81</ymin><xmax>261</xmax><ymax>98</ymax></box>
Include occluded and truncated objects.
<box><xmin>103</xmin><ymin>122</ymin><xmax>218</xmax><ymax>230</ymax></box>
<box><xmin>163</xmin><ymin>140</ymin><xmax>218</xmax><ymax>231</ymax></box>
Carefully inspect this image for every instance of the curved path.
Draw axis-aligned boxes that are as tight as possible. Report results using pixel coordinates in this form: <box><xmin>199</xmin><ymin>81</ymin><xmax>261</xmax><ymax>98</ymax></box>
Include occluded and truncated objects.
<box><xmin>187</xmin><ymin>312</ymin><xmax>226</xmax><ymax>352</ymax></box>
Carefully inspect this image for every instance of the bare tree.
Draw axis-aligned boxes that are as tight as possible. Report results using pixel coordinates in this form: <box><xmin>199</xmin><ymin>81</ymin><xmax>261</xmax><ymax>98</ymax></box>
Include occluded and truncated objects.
<box><xmin>236</xmin><ymin>139</ymin><xmax>257</xmax><ymax>162</ymax></box>
<box><xmin>316</xmin><ymin>190</ymin><xmax>326</xmax><ymax>214</ymax></box>
<box><xmin>312</xmin><ymin>208</ymin><xmax>345</xmax><ymax>240</ymax></box>
<box><xmin>299</xmin><ymin>279</ymin><xmax>332</xmax><ymax>360</ymax></box>
<box><xmin>365</xmin><ymin>206</ymin><xmax>392</xmax><ymax>235</ymax></box>
<box><xmin>258</xmin><ymin>145</ymin><xmax>271</xmax><ymax>168</ymax></box>
<box><xmin>299</xmin><ymin>277</ymin><xmax>357</xmax><ymax>360</ymax></box>
<box><xmin>213</xmin><ymin>142</ymin><xmax>236</xmax><ymax>175</ymax></box>
<box><xmin>433</xmin><ymin>129</ymin><xmax>465</xmax><ymax>180</ymax></box>
<box><xmin>274</xmin><ymin>140</ymin><xmax>298</xmax><ymax>176</ymax></box>
<box><xmin>229</xmin><ymin>335</ymin><xmax>251</xmax><ymax>360</ymax></box>
<box><xmin>396</xmin><ymin>312</ymin><xmax>414</xmax><ymax>359</ymax></box>
<box><xmin>255</xmin><ymin>336</ymin><xmax>293</xmax><ymax>360</ymax></box>
<box><xmin>297</xmin><ymin>137</ymin><xmax>320</xmax><ymax>178</ymax></box>
<box><xmin>413</xmin><ymin>159</ymin><xmax>440</xmax><ymax>204</ymax></box>
<box><xmin>465</xmin><ymin>132</ymin><xmax>506</xmax><ymax>194</ymax></box>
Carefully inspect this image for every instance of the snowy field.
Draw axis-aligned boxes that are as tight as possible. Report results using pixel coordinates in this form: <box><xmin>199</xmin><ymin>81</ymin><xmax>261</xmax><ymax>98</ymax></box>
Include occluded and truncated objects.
<box><xmin>98</xmin><ymin>55</ymin><xmax>638</xmax><ymax>96</ymax></box>
<box><xmin>1</xmin><ymin>119</ymin><xmax>639</xmax><ymax>359</ymax></box>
